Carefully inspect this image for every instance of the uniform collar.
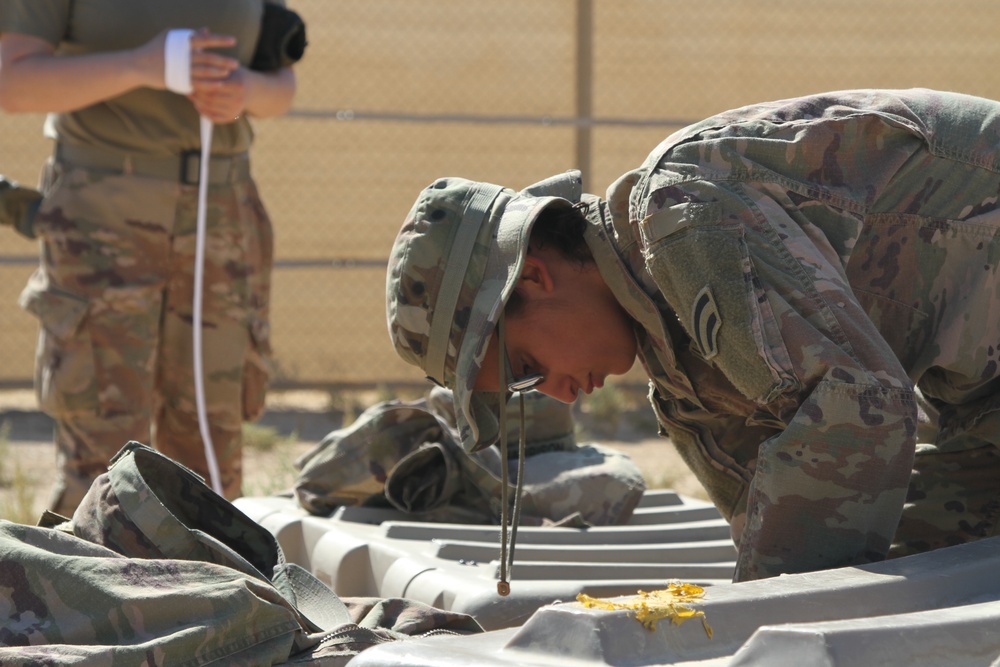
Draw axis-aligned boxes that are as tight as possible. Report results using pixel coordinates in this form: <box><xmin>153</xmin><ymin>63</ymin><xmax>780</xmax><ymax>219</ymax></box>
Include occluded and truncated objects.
<box><xmin>580</xmin><ymin>193</ymin><xmax>697</xmax><ymax>401</ymax></box>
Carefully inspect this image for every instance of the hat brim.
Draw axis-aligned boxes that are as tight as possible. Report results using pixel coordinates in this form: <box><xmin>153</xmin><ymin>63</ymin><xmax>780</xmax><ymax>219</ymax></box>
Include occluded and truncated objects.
<box><xmin>451</xmin><ymin>196</ymin><xmax>575</xmax><ymax>452</ymax></box>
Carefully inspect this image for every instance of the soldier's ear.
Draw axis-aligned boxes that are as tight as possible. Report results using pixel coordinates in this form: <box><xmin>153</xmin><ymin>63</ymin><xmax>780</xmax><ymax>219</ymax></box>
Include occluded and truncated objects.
<box><xmin>519</xmin><ymin>255</ymin><xmax>555</xmax><ymax>295</ymax></box>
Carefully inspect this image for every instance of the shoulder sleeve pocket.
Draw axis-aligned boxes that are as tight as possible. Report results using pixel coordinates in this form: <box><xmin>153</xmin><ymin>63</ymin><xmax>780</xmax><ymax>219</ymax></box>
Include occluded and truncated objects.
<box><xmin>641</xmin><ymin>201</ymin><xmax>791</xmax><ymax>403</ymax></box>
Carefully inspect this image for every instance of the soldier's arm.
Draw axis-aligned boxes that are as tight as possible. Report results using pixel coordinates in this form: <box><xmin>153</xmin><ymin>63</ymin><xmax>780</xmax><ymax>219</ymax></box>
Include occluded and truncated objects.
<box><xmin>639</xmin><ymin>178</ymin><xmax>918</xmax><ymax>581</ymax></box>
<box><xmin>188</xmin><ymin>64</ymin><xmax>296</xmax><ymax>124</ymax></box>
<box><xmin>0</xmin><ymin>30</ymin><xmax>238</xmax><ymax>114</ymax></box>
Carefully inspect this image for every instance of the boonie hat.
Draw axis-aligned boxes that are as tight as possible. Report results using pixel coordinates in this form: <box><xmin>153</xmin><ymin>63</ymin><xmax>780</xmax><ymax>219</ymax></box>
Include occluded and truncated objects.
<box><xmin>386</xmin><ymin>170</ymin><xmax>584</xmax><ymax>452</ymax></box>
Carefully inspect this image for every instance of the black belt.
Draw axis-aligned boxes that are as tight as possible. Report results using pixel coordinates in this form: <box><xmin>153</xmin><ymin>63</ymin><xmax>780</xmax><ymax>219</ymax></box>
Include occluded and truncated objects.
<box><xmin>54</xmin><ymin>143</ymin><xmax>251</xmax><ymax>185</ymax></box>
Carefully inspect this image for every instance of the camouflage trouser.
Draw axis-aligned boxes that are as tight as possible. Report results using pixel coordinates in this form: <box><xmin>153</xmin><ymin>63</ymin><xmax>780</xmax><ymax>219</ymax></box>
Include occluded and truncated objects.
<box><xmin>19</xmin><ymin>158</ymin><xmax>274</xmax><ymax>515</ymax></box>
<box><xmin>890</xmin><ymin>333</ymin><xmax>1000</xmax><ymax>556</ymax></box>
<box><xmin>891</xmin><ymin>425</ymin><xmax>1000</xmax><ymax>557</ymax></box>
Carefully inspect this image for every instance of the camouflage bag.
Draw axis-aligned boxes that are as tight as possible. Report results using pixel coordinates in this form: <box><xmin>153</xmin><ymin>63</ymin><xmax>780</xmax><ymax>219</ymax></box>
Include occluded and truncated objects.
<box><xmin>0</xmin><ymin>442</ymin><xmax>481</xmax><ymax>665</ymax></box>
<box><xmin>294</xmin><ymin>391</ymin><xmax>646</xmax><ymax>526</ymax></box>
<box><xmin>294</xmin><ymin>398</ymin><xmax>504</xmax><ymax>523</ymax></box>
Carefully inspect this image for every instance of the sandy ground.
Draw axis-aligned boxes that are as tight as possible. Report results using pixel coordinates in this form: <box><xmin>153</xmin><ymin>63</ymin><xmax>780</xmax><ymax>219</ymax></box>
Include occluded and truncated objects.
<box><xmin>0</xmin><ymin>436</ymin><xmax>704</xmax><ymax>525</ymax></box>
<box><xmin>0</xmin><ymin>389</ymin><xmax>705</xmax><ymax>524</ymax></box>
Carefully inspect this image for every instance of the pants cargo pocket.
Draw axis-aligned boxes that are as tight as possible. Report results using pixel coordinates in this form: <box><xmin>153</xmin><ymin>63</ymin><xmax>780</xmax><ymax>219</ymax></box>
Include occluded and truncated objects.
<box><xmin>241</xmin><ymin>317</ymin><xmax>273</xmax><ymax>423</ymax></box>
<box><xmin>19</xmin><ymin>271</ymin><xmax>97</xmax><ymax>417</ymax></box>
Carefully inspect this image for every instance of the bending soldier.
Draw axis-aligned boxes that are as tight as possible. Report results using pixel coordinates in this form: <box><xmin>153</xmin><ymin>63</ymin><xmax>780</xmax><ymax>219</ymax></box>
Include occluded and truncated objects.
<box><xmin>386</xmin><ymin>88</ymin><xmax>1000</xmax><ymax>581</ymax></box>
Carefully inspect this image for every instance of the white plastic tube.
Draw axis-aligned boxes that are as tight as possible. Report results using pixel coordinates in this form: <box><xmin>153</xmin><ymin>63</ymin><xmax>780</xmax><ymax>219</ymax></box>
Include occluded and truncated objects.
<box><xmin>192</xmin><ymin>116</ymin><xmax>224</xmax><ymax>495</ymax></box>
<box><xmin>164</xmin><ymin>27</ymin><xmax>223</xmax><ymax>495</ymax></box>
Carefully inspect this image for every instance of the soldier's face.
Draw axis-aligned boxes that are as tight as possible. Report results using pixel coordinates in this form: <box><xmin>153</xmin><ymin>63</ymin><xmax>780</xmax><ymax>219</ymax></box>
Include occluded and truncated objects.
<box><xmin>474</xmin><ymin>250</ymin><xmax>637</xmax><ymax>403</ymax></box>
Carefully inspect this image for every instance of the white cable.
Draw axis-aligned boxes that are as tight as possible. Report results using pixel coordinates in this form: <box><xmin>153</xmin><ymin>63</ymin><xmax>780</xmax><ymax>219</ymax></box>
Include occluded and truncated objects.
<box><xmin>164</xmin><ymin>27</ymin><xmax>223</xmax><ymax>494</ymax></box>
<box><xmin>193</xmin><ymin>116</ymin><xmax>224</xmax><ymax>495</ymax></box>
<box><xmin>164</xmin><ymin>29</ymin><xmax>195</xmax><ymax>94</ymax></box>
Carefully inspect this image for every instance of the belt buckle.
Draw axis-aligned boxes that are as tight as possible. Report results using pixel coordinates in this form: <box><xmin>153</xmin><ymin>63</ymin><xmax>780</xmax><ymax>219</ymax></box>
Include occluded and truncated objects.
<box><xmin>180</xmin><ymin>150</ymin><xmax>201</xmax><ymax>185</ymax></box>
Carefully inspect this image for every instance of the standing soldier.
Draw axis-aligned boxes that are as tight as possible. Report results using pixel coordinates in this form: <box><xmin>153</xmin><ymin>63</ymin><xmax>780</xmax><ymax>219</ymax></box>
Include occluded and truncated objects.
<box><xmin>0</xmin><ymin>0</ymin><xmax>302</xmax><ymax>515</ymax></box>
<box><xmin>386</xmin><ymin>88</ymin><xmax>1000</xmax><ymax>581</ymax></box>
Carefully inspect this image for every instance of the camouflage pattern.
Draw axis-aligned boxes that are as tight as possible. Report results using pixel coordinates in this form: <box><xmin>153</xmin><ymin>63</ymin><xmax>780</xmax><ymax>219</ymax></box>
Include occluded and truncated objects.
<box><xmin>427</xmin><ymin>386</ymin><xmax>578</xmax><ymax>456</ymax></box>
<box><xmin>386</xmin><ymin>171</ymin><xmax>586</xmax><ymax>452</ymax></box>
<box><xmin>0</xmin><ymin>519</ymin><xmax>303</xmax><ymax>665</ymax></box>
<box><xmin>294</xmin><ymin>390</ymin><xmax>645</xmax><ymax>526</ymax></box>
<box><xmin>0</xmin><ymin>175</ymin><xmax>41</xmax><ymax>239</ymax></box>
<box><xmin>595</xmin><ymin>88</ymin><xmax>1000</xmax><ymax>580</ymax></box>
<box><xmin>890</xmin><ymin>442</ymin><xmax>1000</xmax><ymax>557</ymax></box>
<box><xmin>0</xmin><ymin>443</ymin><xmax>482</xmax><ymax>665</ymax></box>
<box><xmin>19</xmin><ymin>158</ymin><xmax>274</xmax><ymax>514</ymax></box>
<box><xmin>294</xmin><ymin>597</ymin><xmax>483</xmax><ymax>665</ymax></box>
<box><xmin>76</xmin><ymin>443</ymin><xmax>277</xmax><ymax>566</ymax></box>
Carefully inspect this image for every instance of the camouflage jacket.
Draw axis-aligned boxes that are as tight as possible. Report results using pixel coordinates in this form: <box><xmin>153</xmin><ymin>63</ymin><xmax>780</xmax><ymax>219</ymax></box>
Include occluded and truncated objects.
<box><xmin>588</xmin><ymin>88</ymin><xmax>1000</xmax><ymax>581</ymax></box>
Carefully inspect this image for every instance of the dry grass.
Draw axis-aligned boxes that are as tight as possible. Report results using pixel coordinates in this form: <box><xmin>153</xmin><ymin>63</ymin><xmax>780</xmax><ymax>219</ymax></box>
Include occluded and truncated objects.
<box><xmin>0</xmin><ymin>424</ymin><xmax>39</xmax><ymax>525</ymax></box>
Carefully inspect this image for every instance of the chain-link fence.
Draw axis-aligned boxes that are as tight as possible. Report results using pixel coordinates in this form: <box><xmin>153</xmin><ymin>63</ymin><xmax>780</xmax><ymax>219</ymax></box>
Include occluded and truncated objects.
<box><xmin>2</xmin><ymin>0</ymin><xmax>999</xmax><ymax>392</ymax></box>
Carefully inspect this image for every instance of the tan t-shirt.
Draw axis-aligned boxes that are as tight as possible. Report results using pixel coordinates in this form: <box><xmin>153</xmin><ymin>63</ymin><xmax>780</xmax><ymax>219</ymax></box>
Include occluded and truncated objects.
<box><xmin>0</xmin><ymin>0</ymin><xmax>286</xmax><ymax>155</ymax></box>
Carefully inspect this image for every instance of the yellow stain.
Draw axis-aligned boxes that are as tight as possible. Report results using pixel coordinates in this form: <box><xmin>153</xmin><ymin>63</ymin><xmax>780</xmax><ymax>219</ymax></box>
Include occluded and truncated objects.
<box><xmin>577</xmin><ymin>581</ymin><xmax>713</xmax><ymax>638</ymax></box>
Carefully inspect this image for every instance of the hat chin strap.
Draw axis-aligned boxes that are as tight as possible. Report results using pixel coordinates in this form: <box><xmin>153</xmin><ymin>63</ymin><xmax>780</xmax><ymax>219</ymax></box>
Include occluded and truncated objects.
<box><xmin>496</xmin><ymin>313</ymin><xmax>527</xmax><ymax>596</ymax></box>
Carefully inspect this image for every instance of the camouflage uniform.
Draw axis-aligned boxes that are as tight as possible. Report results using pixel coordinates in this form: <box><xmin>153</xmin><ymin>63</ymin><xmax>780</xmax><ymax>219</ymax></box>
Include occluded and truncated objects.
<box><xmin>3</xmin><ymin>0</ymin><xmax>280</xmax><ymax>514</ymax></box>
<box><xmin>599</xmin><ymin>88</ymin><xmax>1000</xmax><ymax>580</ymax></box>
<box><xmin>387</xmin><ymin>88</ymin><xmax>1000</xmax><ymax>583</ymax></box>
<box><xmin>20</xmin><ymin>159</ymin><xmax>273</xmax><ymax>515</ymax></box>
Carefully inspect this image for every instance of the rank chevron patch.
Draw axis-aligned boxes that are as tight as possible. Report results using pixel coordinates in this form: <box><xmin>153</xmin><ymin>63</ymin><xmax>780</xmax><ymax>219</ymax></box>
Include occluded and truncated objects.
<box><xmin>692</xmin><ymin>286</ymin><xmax>721</xmax><ymax>360</ymax></box>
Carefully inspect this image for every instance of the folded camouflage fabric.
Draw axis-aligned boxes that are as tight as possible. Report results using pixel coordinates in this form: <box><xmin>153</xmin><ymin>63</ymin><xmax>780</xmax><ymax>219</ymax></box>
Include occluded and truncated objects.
<box><xmin>294</xmin><ymin>399</ymin><xmax>506</xmax><ymax>523</ymax></box>
<box><xmin>294</xmin><ymin>392</ymin><xmax>646</xmax><ymax>526</ymax></box>
<box><xmin>426</xmin><ymin>386</ymin><xmax>578</xmax><ymax>456</ymax></box>
<box><xmin>0</xmin><ymin>442</ymin><xmax>482</xmax><ymax>665</ymax></box>
<box><xmin>0</xmin><ymin>520</ymin><xmax>309</xmax><ymax>665</ymax></box>
<box><xmin>73</xmin><ymin>441</ymin><xmax>350</xmax><ymax>634</ymax></box>
<box><xmin>294</xmin><ymin>399</ymin><xmax>461</xmax><ymax>510</ymax></box>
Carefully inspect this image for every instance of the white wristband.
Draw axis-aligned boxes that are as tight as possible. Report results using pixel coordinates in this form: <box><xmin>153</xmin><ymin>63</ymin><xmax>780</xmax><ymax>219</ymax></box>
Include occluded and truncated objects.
<box><xmin>164</xmin><ymin>29</ymin><xmax>195</xmax><ymax>95</ymax></box>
